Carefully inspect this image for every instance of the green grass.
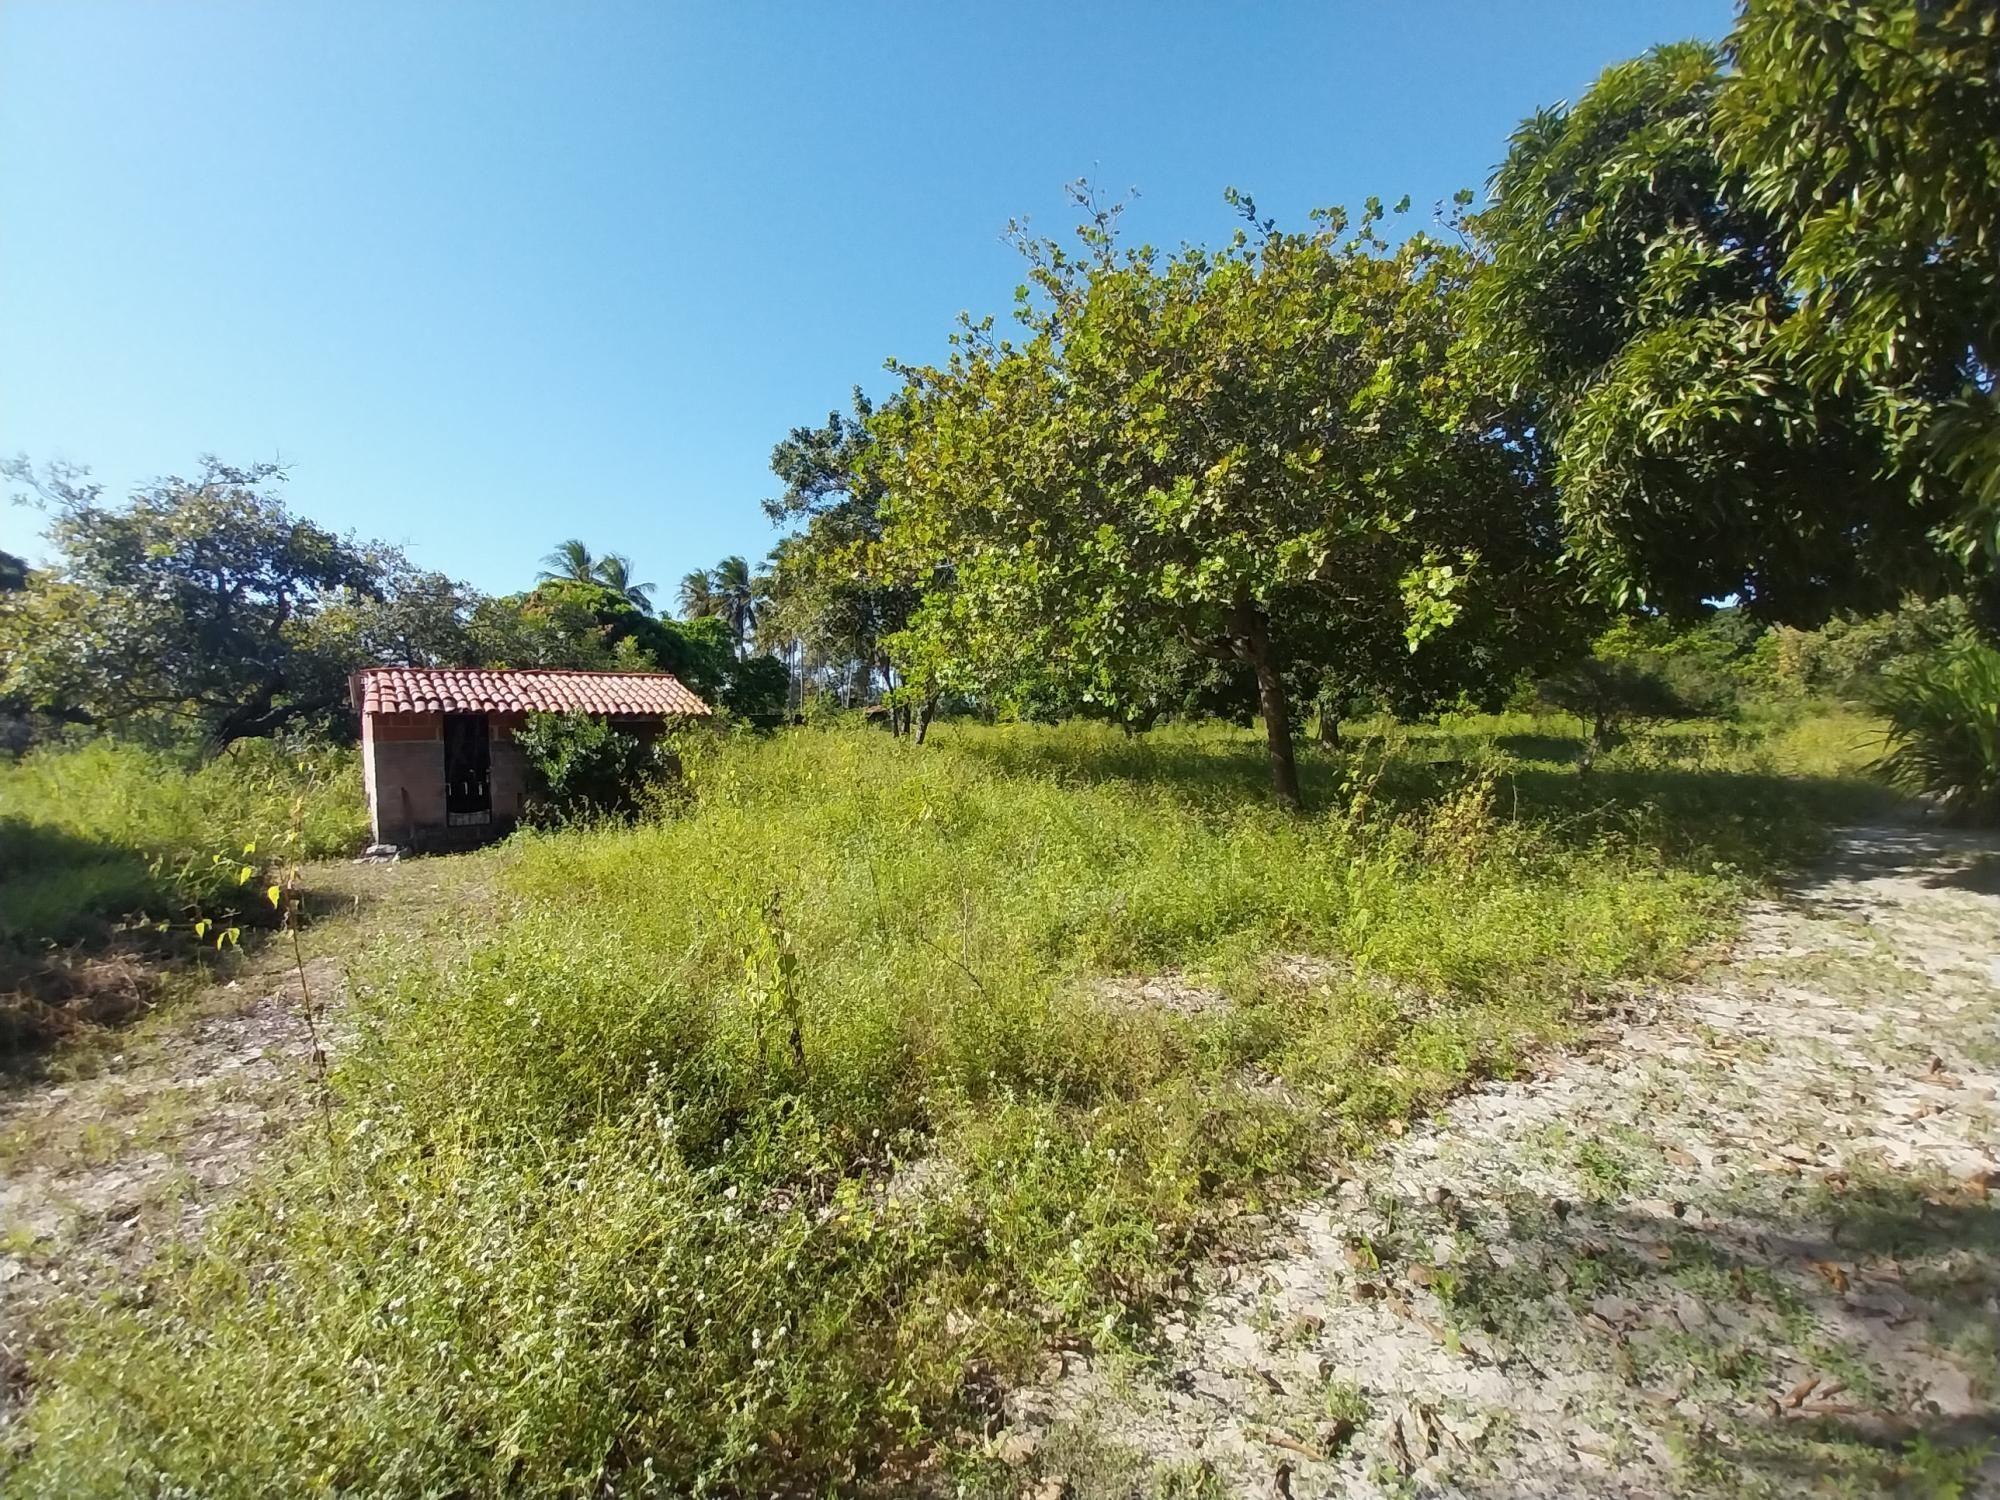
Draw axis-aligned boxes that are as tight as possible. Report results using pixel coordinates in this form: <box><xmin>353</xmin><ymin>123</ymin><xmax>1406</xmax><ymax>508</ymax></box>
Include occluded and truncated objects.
<box><xmin>3</xmin><ymin>713</ymin><xmax>1889</xmax><ymax>1496</ymax></box>
<box><xmin>0</xmin><ymin>738</ymin><xmax>366</xmax><ymax>949</ymax></box>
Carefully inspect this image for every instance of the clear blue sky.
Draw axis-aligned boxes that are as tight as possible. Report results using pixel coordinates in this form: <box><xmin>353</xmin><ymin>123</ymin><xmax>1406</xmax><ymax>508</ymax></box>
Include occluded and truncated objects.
<box><xmin>0</xmin><ymin>1</ymin><xmax>1733</xmax><ymax>597</ymax></box>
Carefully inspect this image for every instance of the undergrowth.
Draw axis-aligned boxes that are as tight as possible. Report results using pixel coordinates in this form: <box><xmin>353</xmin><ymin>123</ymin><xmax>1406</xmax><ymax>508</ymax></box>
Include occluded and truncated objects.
<box><xmin>0</xmin><ymin>739</ymin><xmax>365</xmax><ymax>949</ymax></box>
<box><xmin>5</xmin><ymin>714</ymin><xmax>1887</xmax><ymax>1496</ymax></box>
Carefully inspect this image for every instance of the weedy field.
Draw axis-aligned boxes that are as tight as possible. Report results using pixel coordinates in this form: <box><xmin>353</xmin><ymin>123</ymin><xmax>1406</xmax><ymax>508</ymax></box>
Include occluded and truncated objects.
<box><xmin>2</xmin><ymin>712</ymin><xmax>1889</xmax><ymax>1495</ymax></box>
<box><xmin>0</xmin><ymin>742</ymin><xmax>365</xmax><ymax>1060</ymax></box>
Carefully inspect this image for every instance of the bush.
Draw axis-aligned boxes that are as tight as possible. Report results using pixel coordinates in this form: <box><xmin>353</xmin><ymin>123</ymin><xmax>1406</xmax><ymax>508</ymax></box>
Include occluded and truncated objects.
<box><xmin>1871</xmin><ymin>639</ymin><xmax>2000</xmax><ymax>824</ymax></box>
<box><xmin>1757</xmin><ymin>597</ymin><xmax>1973</xmax><ymax>700</ymax></box>
<box><xmin>719</xmin><ymin>653</ymin><xmax>790</xmax><ymax>721</ymax></box>
<box><xmin>513</xmin><ymin>712</ymin><xmax>668</xmax><ymax>823</ymax></box>
<box><xmin>1536</xmin><ymin>656</ymin><xmax>1702</xmax><ymax>766</ymax></box>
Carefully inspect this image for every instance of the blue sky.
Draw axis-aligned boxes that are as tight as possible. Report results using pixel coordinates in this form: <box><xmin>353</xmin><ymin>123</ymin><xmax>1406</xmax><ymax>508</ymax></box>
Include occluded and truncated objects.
<box><xmin>0</xmin><ymin>1</ymin><xmax>1733</xmax><ymax>597</ymax></box>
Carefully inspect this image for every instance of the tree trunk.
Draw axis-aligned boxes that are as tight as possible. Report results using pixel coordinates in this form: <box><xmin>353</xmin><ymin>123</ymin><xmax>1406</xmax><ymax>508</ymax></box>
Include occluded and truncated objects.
<box><xmin>915</xmin><ymin>694</ymin><xmax>938</xmax><ymax>745</ymax></box>
<box><xmin>1318</xmin><ymin>711</ymin><xmax>1340</xmax><ymax>748</ymax></box>
<box><xmin>1232</xmin><ymin>600</ymin><xmax>1303</xmax><ymax>812</ymax></box>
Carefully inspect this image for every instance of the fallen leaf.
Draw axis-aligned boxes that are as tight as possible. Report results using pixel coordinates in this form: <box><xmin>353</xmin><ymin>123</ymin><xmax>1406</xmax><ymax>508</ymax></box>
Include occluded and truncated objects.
<box><xmin>1808</xmin><ymin>1261</ymin><xmax>1850</xmax><ymax>1294</ymax></box>
<box><xmin>1784</xmin><ymin>1374</ymin><xmax>1820</xmax><ymax>1408</ymax></box>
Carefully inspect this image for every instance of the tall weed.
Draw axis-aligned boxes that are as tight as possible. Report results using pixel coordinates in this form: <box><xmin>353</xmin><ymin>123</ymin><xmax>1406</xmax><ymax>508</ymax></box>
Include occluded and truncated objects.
<box><xmin>0</xmin><ymin>739</ymin><xmax>365</xmax><ymax>946</ymax></box>
<box><xmin>8</xmin><ymin>717</ymin><xmax>1883</xmax><ymax>1495</ymax></box>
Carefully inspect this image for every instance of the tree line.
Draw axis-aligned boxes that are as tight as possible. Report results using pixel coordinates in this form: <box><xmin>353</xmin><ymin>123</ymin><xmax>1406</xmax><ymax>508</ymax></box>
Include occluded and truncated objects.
<box><xmin>0</xmin><ymin>458</ymin><xmax>794</xmax><ymax>749</ymax></box>
<box><xmin>757</xmin><ymin>0</ymin><xmax>1998</xmax><ymax>806</ymax></box>
<box><xmin>2</xmin><ymin>1</ymin><xmax>1992</xmax><ymax>804</ymax></box>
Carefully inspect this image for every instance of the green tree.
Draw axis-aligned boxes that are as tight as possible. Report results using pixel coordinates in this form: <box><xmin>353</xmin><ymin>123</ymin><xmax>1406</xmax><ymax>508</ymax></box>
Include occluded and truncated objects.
<box><xmin>763</xmin><ymin>390</ymin><xmax>919</xmax><ymax>707</ymax></box>
<box><xmin>538</xmin><ymin>538</ymin><xmax>601</xmax><ymax>586</ymax></box>
<box><xmin>1470</xmin><ymin>41</ymin><xmax>1960</xmax><ymax>627</ymax></box>
<box><xmin>676</xmin><ymin>568</ymin><xmax>718</xmax><ymax>622</ymax></box>
<box><xmin>0</xmin><ymin>457</ymin><xmax>389</xmax><ymax>746</ymax></box>
<box><xmin>709</xmin><ymin>555</ymin><xmax>757</xmax><ymax>656</ymax></box>
<box><xmin>875</xmin><ymin>188</ymin><xmax>1567</xmax><ymax>808</ymax></box>
<box><xmin>0</xmin><ymin>550</ymin><xmax>25</xmax><ymax>592</ymax></box>
<box><xmin>540</xmin><ymin>539</ymin><xmax>658</xmax><ymax>615</ymax></box>
<box><xmin>1718</xmin><ymin>0</ymin><xmax>2000</xmax><ymax>573</ymax></box>
<box><xmin>592</xmin><ymin>553</ymin><xmax>657</xmax><ymax>615</ymax></box>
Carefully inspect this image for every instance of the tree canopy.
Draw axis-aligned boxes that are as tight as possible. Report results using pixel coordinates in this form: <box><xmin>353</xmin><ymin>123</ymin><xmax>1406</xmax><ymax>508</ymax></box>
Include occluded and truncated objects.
<box><xmin>1720</xmin><ymin>0</ymin><xmax>2000</xmax><ymax>567</ymax></box>
<box><xmin>871</xmin><ymin>189</ymin><xmax>1572</xmax><ymax>806</ymax></box>
<box><xmin>1469</xmin><ymin>41</ymin><xmax>1961</xmax><ymax>626</ymax></box>
<box><xmin>1470</xmin><ymin>10</ymin><xmax>1998</xmax><ymax>630</ymax></box>
<box><xmin>0</xmin><ymin>458</ymin><xmax>400</xmax><ymax>745</ymax></box>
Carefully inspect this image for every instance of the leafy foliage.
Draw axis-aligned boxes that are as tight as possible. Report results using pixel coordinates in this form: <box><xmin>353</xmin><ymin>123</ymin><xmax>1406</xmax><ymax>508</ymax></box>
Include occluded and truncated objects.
<box><xmin>1469</xmin><ymin>42</ymin><xmax>1956</xmax><ymax>624</ymax></box>
<box><xmin>512</xmin><ymin>712</ymin><xmax>667</xmax><ymax>823</ymax></box>
<box><xmin>1536</xmin><ymin>657</ymin><xmax>1702</xmax><ymax>768</ymax></box>
<box><xmin>874</xmin><ymin>187</ymin><xmax>1570</xmax><ymax>807</ymax></box>
<box><xmin>762</xmin><ymin>390</ymin><xmax>919</xmax><ymax>710</ymax></box>
<box><xmin>1718</xmin><ymin>0</ymin><xmax>2000</xmax><ymax>570</ymax></box>
<box><xmin>0</xmin><ymin>459</ymin><xmax>402</xmax><ymax>746</ymax></box>
<box><xmin>538</xmin><ymin>539</ymin><xmax>658</xmax><ymax>614</ymax></box>
<box><xmin>1871</xmin><ymin>638</ymin><xmax>2000</xmax><ymax>823</ymax></box>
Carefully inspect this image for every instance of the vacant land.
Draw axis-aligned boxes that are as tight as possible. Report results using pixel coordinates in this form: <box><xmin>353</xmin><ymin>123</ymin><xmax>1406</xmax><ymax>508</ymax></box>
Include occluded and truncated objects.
<box><xmin>5</xmin><ymin>712</ymin><xmax>1958</xmax><ymax>1496</ymax></box>
<box><xmin>1024</xmin><ymin>823</ymin><xmax>2000</xmax><ymax>1498</ymax></box>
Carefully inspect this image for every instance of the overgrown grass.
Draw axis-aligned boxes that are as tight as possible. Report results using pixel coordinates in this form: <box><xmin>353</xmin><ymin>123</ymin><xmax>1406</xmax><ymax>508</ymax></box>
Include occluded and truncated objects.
<box><xmin>0</xmin><ymin>739</ymin><xmax>366</xmax><ymax>949</ymax></box>
<box><xmin>6</xmin><ymin>714</ymin><xmax>1888</xmax><ymax>1496</ymax></box>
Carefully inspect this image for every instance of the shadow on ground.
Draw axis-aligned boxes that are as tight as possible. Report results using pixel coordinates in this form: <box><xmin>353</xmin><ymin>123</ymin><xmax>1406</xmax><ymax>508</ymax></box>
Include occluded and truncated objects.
<box><xmin>1413</xmin><ymin>1151</ymin><xmax>1999</xmax><ymax>1494</ymax></box>
<box><xmin>954</xmin><ymin>731</ymin><xmax>1894</xmax><ymax>881</ymax></box>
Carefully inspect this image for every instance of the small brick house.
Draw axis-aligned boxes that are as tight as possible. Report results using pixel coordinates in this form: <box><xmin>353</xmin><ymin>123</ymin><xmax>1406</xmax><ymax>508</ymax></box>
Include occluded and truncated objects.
<box><xmin>350</xmin><ymin>667</ymin><xmax>711</xmax><ymax>848</ymax></box>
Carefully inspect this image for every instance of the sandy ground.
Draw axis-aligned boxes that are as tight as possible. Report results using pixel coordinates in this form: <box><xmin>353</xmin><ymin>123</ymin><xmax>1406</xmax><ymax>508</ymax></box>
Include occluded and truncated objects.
<box><xmin>1013</xmin><ymin>823</ymin><xmax>2000</xmax><ymax>1498</ymax></box>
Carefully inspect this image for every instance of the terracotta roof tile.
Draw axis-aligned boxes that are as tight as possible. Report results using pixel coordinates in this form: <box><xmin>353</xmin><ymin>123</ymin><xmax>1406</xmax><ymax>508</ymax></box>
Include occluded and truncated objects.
<box><xmin>353</xmin><ymin>667</ymin><xmax>711</xmax><ymax>718</ymax></box>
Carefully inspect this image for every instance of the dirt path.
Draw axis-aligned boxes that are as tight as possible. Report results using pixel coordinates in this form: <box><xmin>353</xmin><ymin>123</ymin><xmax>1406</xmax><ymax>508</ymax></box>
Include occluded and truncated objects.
<box><xmin>0</xmin><ymin>853</ymin><xmax>501</xmax><ymax>1412</ymax></box>
<box><xmin>1017</xmin><ymin>824</ymin><xmax>2000</xmax><ymax>1498</ymax></box>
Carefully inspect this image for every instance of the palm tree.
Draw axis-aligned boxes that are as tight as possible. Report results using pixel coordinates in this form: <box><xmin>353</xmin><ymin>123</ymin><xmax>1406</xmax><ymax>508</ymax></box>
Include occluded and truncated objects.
<box><xmin>711</xmin><ymin>555</ymin><xmax>756</xmax><ymax>656</ymax></box>
<box><xmin>538</xmin><ymin>538</ymin><xmax>599</xmax><ymax>586</ymax></box>
<box><xmin>593</xmin><ymin>553</ymin><xmax>657</xmax><ymax>615</ymax></box>
<box><xmin>678</xmin><ymin>569</ymin><xmax>719</xmax><ymax>620</ymax></box>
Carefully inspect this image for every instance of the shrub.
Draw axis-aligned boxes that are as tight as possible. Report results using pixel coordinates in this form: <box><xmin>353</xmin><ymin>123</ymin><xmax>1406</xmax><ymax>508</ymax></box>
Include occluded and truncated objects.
<box><xmin>719</xmin><ymin>653</ymin><xmax>790</xmax><ymax>721</ymax></box>
<box><xmin>1871</xmin><ymin>639</ymin><xmax>2000</xmax><ymax>824</ymax></box>
<box><xmin>1536</xmin><ymin>657</ymin><xmax>1702</xmax><ymax>767</ymax></box>
<box><xmin>1758</xmin><ymin>597</ymin><xmax>1974</xmax><ymax>700</ymax></box>
<box><xmin>513</xmin><ymin>712</ymin><xmax>667</xmax><ymax>823</ymax></box>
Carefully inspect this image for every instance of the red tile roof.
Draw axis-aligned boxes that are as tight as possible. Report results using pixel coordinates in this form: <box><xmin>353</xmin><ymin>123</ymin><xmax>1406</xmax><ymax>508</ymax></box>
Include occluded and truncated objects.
<box><xmin>353</xmin><ymin>667</ymin><xmax>711</xmax><ymax>718</ymax></box>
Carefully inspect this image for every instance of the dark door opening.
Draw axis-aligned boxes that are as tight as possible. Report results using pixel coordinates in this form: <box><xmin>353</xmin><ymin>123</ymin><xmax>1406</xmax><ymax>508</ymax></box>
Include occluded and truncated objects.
<box><xmin>443</xmin><ymin>713</ymin><xmax>492</xmax><ymax>826</ymax></box>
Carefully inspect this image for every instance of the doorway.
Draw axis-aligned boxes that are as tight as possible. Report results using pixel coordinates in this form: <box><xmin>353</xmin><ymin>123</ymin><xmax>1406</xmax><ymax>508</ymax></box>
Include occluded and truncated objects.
<box><xmin>442</xmin><ymin>713</ymin><xmax>492</xmax><ymax>826</ymax></box>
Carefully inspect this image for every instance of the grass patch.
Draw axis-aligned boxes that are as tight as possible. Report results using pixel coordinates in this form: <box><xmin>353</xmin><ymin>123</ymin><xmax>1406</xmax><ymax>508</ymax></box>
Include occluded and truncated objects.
<box><xmin>0</xmin><ymin>739</ymin><xmax>365</xmax><ymax>1062</ymax></box>
<box><xmin>0</xmin><ymin>739</ymin><xmax>365</xmax><ymax>947</ymax></box>
<box><xmin>5</xmin><ymin>715</ymin><xmax>1887</xmax><ymax>1495</ymax></box>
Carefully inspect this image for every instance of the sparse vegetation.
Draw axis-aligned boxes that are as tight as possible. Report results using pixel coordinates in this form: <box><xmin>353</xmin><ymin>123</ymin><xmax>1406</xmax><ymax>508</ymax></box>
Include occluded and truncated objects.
<box><xmin>0</xmin><ymin>739</ymin><xmax>364</xmax><ymax>950</ymax></box>
<box><xmin>0</xmin><ymin>741</ymin><xmax>363</xmax><ymax>1061</ymax></box>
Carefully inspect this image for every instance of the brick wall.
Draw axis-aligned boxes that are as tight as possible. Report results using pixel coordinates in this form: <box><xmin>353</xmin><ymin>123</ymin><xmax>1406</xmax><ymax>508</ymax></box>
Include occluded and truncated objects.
<box><xmin>363</xmin><ymin>713</ymin><xmax>442</xmax><ymax>844</ymax></box>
